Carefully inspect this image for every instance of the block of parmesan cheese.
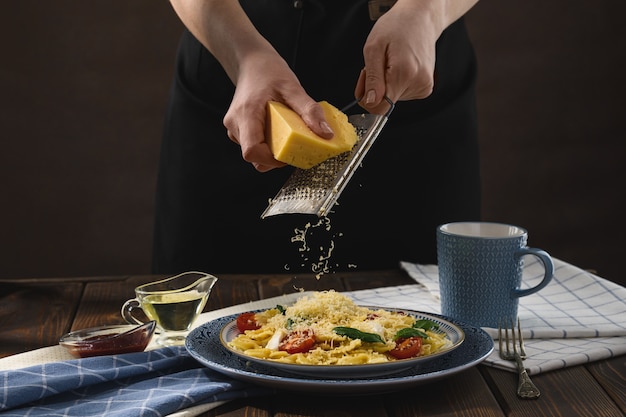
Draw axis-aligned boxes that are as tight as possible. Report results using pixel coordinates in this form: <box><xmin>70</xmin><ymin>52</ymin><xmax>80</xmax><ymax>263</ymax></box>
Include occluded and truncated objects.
<box><xmin>266</xmin><ymin>100</ymin><xmax>358</xmax><ymax>169</ymax></box>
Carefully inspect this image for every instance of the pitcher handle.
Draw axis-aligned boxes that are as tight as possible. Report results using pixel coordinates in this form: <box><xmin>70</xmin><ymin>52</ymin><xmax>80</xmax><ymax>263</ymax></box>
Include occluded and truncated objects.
<box><xmin>511</xmin><ymin>248</ymin><xmax>554</xmax><ymax>298</ymax></box>
<box><xmin>121</xmin><ymin>299</ymin><xmax>145</xmax><ymax>326</ymax></box>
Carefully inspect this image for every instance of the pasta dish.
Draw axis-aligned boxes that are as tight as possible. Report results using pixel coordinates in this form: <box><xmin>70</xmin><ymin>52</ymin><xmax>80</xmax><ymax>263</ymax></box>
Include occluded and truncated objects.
<box><xmin>228</xmin><ymin>290</ymin><xmax>453</xmax><ymax>365</ymax></box>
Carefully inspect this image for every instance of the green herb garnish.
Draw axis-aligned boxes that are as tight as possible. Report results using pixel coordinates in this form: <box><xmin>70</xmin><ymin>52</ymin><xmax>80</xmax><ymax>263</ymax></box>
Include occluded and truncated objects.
<box><xmin>394</xmin><ymin>327</ymin><xmax>428</xmax><ymax>340</ymax></box>
<box><xmin>333</xmin><ymin>327</ymin><xmax>385</xmax><ymax>344</ymax></box>
<box><xmin>413</xmin><ymin>319</ymin><xmax>439</xmax><ymax>331</ymax></box>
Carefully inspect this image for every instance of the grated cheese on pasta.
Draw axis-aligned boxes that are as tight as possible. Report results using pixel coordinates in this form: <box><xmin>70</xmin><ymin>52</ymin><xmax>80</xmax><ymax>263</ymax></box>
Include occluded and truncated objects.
<box><xmin>228</xmin><ymin>290</ymin><xmax>452</xmax><ymax>365</ymax></box>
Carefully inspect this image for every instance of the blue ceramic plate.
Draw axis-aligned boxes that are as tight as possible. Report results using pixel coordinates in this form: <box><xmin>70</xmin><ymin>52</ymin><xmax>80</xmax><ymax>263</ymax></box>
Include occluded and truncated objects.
<box><xmin>186</xmin><ymin>309</ymin><xmax>493</xmax><ymax>394</ymax></box>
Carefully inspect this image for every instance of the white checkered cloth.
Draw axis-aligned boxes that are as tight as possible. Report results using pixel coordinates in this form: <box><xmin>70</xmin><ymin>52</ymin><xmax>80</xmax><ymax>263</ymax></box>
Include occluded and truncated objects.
<box><xmin>399</xmin><ymin>257</ymin><xmax>626</xmax><ymax>374</ymax></box>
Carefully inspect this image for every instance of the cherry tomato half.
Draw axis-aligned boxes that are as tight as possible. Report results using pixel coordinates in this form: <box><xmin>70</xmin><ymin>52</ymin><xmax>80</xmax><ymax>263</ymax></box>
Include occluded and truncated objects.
<box><xmin>279</xmin><ymin>329</ymin><xmax>316</xmax><ymax>354</ymax></box>
<box><xmin>236</xmin><ymin>312</ymin><xmax>261</xmax><ymax>332</ymax></box>
<box><xmin>389</xmin><ymin>336</ymin><xmax>422</xmax><ymax>359</ymax></box>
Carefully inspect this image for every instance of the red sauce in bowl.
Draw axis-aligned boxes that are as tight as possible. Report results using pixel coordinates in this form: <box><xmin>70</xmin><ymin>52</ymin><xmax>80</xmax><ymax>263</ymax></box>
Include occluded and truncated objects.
<box><xmin>59</xmin><ymin>322</ymin><xmax>156</xmax><ymax>358</ymax></box>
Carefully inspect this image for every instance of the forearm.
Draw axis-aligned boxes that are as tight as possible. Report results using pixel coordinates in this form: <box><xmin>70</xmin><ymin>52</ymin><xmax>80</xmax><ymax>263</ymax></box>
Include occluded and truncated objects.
<box><xmin>169</xmin><ymin>0</ymin><xmax>275</xmax><ymax>83</ymax></box>
<box><xmin>394</xmin><ymin>0</ymin><xmax>479</xmax><ymax>37</ymax></box>
<box><xmin>440</xmin><ymin>0</ymin><xmax>479</xmax><ymax>27</ymax></box>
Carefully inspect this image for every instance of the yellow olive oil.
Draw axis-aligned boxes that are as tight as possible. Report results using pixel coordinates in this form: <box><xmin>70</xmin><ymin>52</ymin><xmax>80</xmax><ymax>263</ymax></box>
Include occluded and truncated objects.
<box><xmin>141</xmin><ymin>291</ymin><xmax>207</xmax><ymax>331</ymax></box>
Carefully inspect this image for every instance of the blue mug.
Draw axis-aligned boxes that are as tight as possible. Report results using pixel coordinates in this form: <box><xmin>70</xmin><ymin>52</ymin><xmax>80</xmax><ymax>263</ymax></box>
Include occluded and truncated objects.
<box><xmin>437</xmin><ymin>222</ymin><xmax>554</xmax><ymax>328</ymax></box>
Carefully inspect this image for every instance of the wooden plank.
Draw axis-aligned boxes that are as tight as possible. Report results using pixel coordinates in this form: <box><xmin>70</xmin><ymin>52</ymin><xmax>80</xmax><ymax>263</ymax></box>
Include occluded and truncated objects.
<box><xmin>271</xmin><ymin>393</ymin><xmax>388</xmax><ymax>417</ymax></box>
<box><xmin>385</xmin><ymin>367</ymin><xmax>504</xmax><ymax>417</ymax></box>
<box><xmin>341</xmin><ymin>269</ymin><xmax>414</xmax><ymax>291</ymax></box>
<box><xmin>587</xmin><ymin>356</ymin><xmax>626</xmax><ymax>415</ymax></box>
<box><xmin>207</xmin><ymin>274</ymin><xmax>262</xmax><ymax>310</ymax></box>
<box><xmin>204</xmin><ymin>368</ymin><xmax>503</xmax><ymax>417</ymax></box>
<box><xmin>0</xmin><ymin>275</ymin><xmax>130</xmax><ymax>284</ymax></box>
<box><xmin>0</xmin><ymin>281</ymin><xmax>83</xmax><ymax>357</ymax></box>
<box><xmin>223</xmin><ymin>270</ymin><xmax>410</xmax><ymax>300</ymax></box>
<box><xmin>73</xmin><ymin>280</ymin><xmax>135</xmax><ymax>330</ymax></box>
<box><xmin>258</xmin><ymin>273</ymin><xmax>347</xmax><ymax>298</ymax></box>
<box><xmin>200</xmin><ymin>397</ymin><xmax>272</xmax><ymax>417</ymax></box>
<box><xmin>482</xmin><ymin>365</ymin><xmax>625</xmax><ymax>417</ymax></box>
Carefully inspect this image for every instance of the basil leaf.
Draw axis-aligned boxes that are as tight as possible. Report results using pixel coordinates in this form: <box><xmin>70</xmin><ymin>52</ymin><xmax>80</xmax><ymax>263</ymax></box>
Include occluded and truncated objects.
<box><xmin>333</xmin><ymin>327</ymin><xmax>385</xmax><ymax>344</ymax></box>
<box><xmin>394</xmin><ymin>327</ymin><xmax>428</xmax><ymax>340</ymax></box>
<box><xmin>276</xmin><ymin>305</ymin><xmax>286</xmax><ymax>315</ymax></box>
<box><xmin>413</xmin><ymin>319</ymin><xmax>439</xmax><ymax>331</ymax></box>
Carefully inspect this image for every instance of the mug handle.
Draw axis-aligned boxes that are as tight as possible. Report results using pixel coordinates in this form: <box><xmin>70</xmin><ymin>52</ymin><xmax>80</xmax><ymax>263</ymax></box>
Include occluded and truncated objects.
<box><xmin>121</xmin><ymin>299</ymin><xmax>146</xmax><ymax>326</ymax></box>
<box><xmin>511</xmin><ymin>248</ymin><xmax>554</xmax><ymax>298</ymax></box>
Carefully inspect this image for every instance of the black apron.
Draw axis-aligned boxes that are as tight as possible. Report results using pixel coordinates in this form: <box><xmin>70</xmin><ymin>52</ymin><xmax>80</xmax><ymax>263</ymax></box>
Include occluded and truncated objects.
<box><xmin>153</xmin><ymin>0</ymin><xmax>481</xmax><ymax>275</ymax></box>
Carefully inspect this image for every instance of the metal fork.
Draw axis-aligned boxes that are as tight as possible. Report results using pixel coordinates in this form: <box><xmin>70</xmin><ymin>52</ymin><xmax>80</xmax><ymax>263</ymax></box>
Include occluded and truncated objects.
<box><xmin>498</xmin><ymin>317</ymin><xmax>541</xmax><ymax>399</ymax></box>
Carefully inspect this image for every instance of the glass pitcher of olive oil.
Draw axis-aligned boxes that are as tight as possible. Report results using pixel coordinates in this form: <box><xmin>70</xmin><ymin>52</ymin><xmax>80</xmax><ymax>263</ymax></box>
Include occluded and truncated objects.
<box><xmin>122</xmin><ymin>271</ymin><xmax>218</xmax><ymax>346</ymax></box>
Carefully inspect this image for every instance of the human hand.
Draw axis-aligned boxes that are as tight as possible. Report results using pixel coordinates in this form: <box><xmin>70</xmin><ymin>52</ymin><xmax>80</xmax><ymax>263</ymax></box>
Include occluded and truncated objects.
<box><xmin>355</xmin><ymin>1</ymin><xmax>442</xmax><ymax>114</ymax></box>
<box><xmin>223</xmin><ymin>51</ymin><xmax>334</xmax><ymax>172</ymax></box>
<box><xmin>169</xmin><ymin>0</ymin><xmax>335</xmax><ymax>171</ymax></box>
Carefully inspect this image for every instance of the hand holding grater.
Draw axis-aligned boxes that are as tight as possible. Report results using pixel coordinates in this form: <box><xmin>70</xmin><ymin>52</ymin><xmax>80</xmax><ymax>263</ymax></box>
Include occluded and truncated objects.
<box><xmin>261</xmin><ymin>97</ymin><xmax>394</xmax><ymax>218</ymax></box>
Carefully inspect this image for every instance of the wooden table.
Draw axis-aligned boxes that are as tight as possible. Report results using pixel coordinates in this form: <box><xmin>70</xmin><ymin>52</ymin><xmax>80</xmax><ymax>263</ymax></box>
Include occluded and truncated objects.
<box><xmin>1</xmin><ymin>270</ymin><xmax>625</xmax><ymax>417</ymax></box>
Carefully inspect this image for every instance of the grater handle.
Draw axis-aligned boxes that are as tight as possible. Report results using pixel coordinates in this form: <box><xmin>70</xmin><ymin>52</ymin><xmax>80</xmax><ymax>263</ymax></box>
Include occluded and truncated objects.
<box><xmin>341</xmin><ymin>96</ymin><xmax>395</xmax><ymax>116</ymax></box>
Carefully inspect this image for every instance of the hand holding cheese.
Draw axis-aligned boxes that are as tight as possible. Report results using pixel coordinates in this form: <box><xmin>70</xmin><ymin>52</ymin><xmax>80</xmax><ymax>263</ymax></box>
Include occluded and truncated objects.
<box><xmin>266</xmin><ymin>101</ymin><xmax>358</xmax><ymax>169</ymax></box>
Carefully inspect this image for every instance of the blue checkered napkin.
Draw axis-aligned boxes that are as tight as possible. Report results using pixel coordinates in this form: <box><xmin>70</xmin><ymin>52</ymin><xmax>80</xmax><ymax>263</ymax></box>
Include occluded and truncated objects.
<box><xmin>0</xmin><ymin>346</ymin><xmax>271</xmax><ymax>417</ymax></box>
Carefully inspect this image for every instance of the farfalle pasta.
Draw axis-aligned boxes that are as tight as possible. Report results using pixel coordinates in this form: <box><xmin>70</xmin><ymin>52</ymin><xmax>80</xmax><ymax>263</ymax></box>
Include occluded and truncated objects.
<box><xmin>228</xmin><ymin>290</ymin><xmax>452</xmax><ymax>365</ymax></box>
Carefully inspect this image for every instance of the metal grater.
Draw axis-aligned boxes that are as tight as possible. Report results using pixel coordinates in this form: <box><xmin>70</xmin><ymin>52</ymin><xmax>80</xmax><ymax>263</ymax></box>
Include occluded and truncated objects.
<box><xmin>261</xmin><ymin>98</ymin><xmax>394</xmax><ymax>218</ymax></box>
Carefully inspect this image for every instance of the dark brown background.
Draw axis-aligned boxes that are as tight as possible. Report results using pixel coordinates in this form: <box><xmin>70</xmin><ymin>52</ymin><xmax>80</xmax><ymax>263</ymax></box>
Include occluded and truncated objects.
<box><xmin>1</xmin><ymin>1</ymin><xmax>624</xmax><ymax>286</ymax></box>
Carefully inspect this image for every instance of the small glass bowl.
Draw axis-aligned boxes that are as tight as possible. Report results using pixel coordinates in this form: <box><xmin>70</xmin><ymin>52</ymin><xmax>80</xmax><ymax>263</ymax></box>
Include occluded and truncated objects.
<box><xmin>59</xmin><ymin>321</ymin><xmax>156</xmax><ymax>358</ymax></box>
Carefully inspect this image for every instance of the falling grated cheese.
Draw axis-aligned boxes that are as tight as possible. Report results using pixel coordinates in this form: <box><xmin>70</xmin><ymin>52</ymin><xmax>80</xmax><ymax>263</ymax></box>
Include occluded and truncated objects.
<box><xmin>287</xmin><ymin>216</ymin><xmax>353</xmax><ymax>279</ymax></box>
